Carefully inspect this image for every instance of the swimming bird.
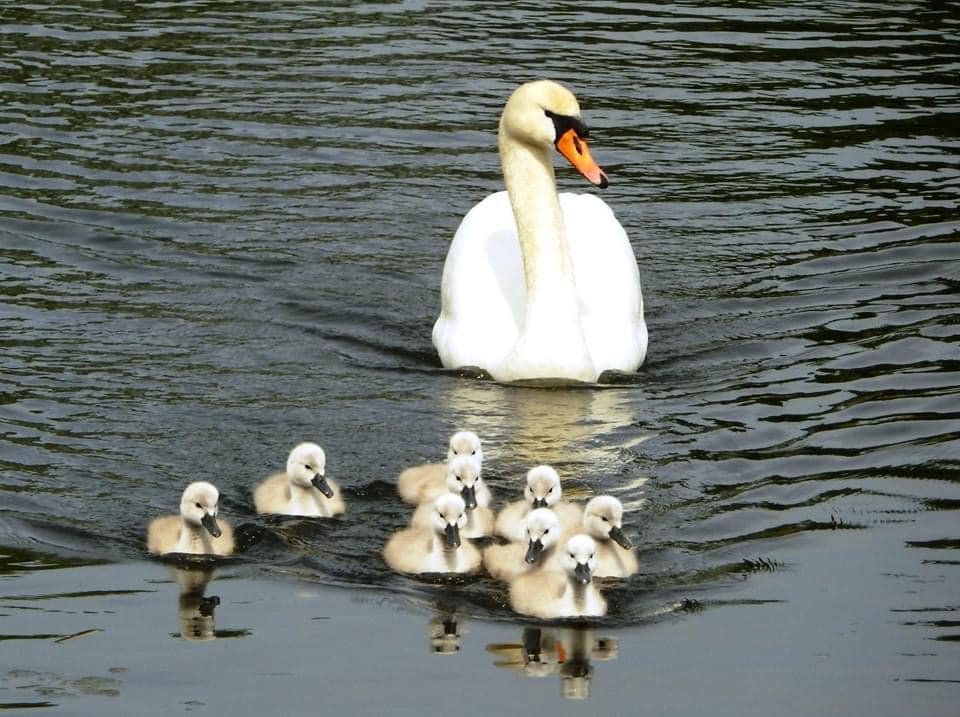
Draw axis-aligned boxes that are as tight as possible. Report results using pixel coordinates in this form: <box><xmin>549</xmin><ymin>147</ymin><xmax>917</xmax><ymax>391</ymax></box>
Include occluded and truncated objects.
<box><xmin>509</xmin><ymin>534</ymin><xmax>607</xmax><ymax>619</ymax></box>
<box><xmin>384</xmin><ymin>493</ymin><xmax>481</xmax><ymax>575</ymax></box>
<box><xmin>397</xmin><ymin>430</ymin><xmax>483</xmax><ymax>504</ymax></box>
<box><xmin>147</xmin><ymin>481</ymin><xmax>235</xmax><ymax>556</ymax></box>
<box><xmin>575</xmin><ymin>495</ymin><xmax>637</xmax><ymax>578</ymax></box>
<box><xmin>483</xmin><ymin>508</ymin><xmax>561</xmax><ymax>582</ymax></box>
<box><xmin>409</xmin><ymin>455</ymin><xmax>494</xmax><ymax>538</ymax></box>
<box><xmin>432</xmin><ymin>79</ymin><xmax>647</xmax><ymax>383</ymax></box>
<box><xmin>254</xmin><ymin>442</ymin><xmax>345</xmax><ymax>517</ymax></box>
<box><xmin>495</xmin><ymin>465</ymin><xmax>582</xmax><ymax>541</ymax></box>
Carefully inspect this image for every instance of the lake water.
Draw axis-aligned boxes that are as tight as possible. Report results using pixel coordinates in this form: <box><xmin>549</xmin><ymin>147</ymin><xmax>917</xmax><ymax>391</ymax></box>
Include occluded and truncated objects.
<box><xmin>1</xmin><ymin>1</ymin><xmax>958</xmax><ymax>714</ymax></box>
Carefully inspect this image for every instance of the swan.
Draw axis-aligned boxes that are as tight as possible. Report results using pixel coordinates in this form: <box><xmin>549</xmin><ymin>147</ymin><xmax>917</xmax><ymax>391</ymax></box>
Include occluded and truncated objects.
<box><xmin>147</xmin><ymin>481</ymin><xmax>235</xmax><ymax>556</ymax></box>
<box><xmin>409</xmin><ymin>454</ymin><xmax>494</xmax><ymax>538</ymax></box>
<box><xmin>573</xmin><ymin>495</ymin><xmax>638</xmax><ymax>578</ymax></box>
<box><xmin>483</xmin><ymin>508</ymin><xmax>561</xmax><ymax>582</ymax></box>
<box><xmin>254</xmin><ymin>442</ymin><xmax>345</xmax><ymax>517</ymax></box>
<box><xmin>432</xmin><ymin>79</ymin><xmax>647</xmax><ymax>383</ymax></box>
<box><xmin>509</xmin><ymin>534</ymin><xmax>607</xmax><ymax>619</ymax></box>
<box><xmin>494</xmin><ymin>465</ymin><xmax>582</xmax><ymax>541</ymax></box>
<box><xmin>397</xmin><ymin>431</ymin><xmax>483</xmax><ymax>504</ymax></box>
<box><xmin>384</xmin><ymin>493</ymin><xmax>481</xmax><ymax>575</ymax></box>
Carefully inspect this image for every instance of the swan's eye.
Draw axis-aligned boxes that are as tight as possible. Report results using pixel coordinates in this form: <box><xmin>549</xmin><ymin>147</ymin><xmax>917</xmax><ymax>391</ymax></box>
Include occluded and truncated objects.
<box><xmin>195</xmin><ymin>502</ymin><xmax>202</xmax><ymax>509</ymax></box>
<box><xmin>548</xmin><ymin>487</ymin><xmax>554</xmax><ymax>493</ymax></box>
<box><xmin>569</xmin><ymin>553</ymin><xmax>575</xmax><ymax>559</ymax></box>
<box><xmin>601</xmin><ymin>516</ymin><xmax>609</xmax><ymax>522</ymax></box>
<box><xmin>471</xmin><ymin>449</ymin><xmax>476</xmax><ymax>455</ymax></box>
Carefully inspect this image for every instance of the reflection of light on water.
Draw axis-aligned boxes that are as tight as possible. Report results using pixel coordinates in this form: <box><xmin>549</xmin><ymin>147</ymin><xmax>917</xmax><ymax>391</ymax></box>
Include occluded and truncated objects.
<box><xmin>439</xmin><ymin>382</ymin><xmax>653</xmax><ymax>490</ymax></box>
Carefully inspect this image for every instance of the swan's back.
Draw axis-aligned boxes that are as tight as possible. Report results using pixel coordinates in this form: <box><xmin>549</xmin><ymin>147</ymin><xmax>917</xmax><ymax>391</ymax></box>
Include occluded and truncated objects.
<box><xmin>253</xmin><ymin>471</ymin><xmax>290</xmax><ymax>513</ymax></box>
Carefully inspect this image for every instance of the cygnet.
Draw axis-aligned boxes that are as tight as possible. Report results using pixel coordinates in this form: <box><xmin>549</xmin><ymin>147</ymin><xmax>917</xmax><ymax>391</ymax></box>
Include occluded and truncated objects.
<box><xmin>147</xmin><ymin>481</ymin><xmax>234</xmax><ymax>556</ymax></box>
<box><xmin>484</xmin><ymin>508</ymin><xmax>561</xmax><ymax>582</ymax></box>
<box><xmin>509</xmin><ymin>534</ymin><xmax>606</xmax><ymax>619</ymax></box>
<box><xmin>397</xmin><ymin>431</ymin><xmax>483</xmax><ymax>504</ymax></box>
<box><xmin>495</xmin><ymin>465</ymin><xmax>582</xmax><ymax>541</ymax></box>
<box><xmin>410</xmin><ymin>455</ymin><xmax>493</xmax><ymax>538</ymax></box>
<box><xmin>384</xmin><ymin>493</ymin><xmax>481</xmax><ymax>575</ymax></box>
<box><xmin>254</xmin><ymin>442</ymin><xmax>345</xmax><ymax>517</ymax></box>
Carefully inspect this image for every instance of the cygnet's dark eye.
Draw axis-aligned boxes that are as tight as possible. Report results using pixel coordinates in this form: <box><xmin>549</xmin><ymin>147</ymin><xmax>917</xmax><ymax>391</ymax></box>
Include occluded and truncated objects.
<box><xmin>601</xmin><ymin>516</ymin><xmax>609</xmax><ymax>522</ymax></box>
<box><xmin>471</xmin><ymin>449</ymin><xmax>476</xmax><ymax>455</ymax></box>
<box><xmin>548</xmin><ymin>487</ymin><xmax>554</xmax><ymax>493</ymax></box>
<box><xmin>543</xmin><ymin>528</ymin><xmax>550</xmax><ymax>534</ymax></box>
<box><xmin>195</xmin><ymin>502</ymin><xmax>202</xmax><ymax>509</ymax></box>
<box><xmin>569</xmin><ymin>552</ymin><xmax>575</xmax><ymax>559</ymax></box>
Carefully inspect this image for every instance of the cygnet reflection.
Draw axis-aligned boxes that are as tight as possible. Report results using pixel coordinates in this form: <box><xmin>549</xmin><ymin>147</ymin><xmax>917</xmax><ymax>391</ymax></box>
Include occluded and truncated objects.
<box><xmin>427</xmin><ymin>601</ymin><xmax>466</xmax><ymax>655</ymax></box>
<box><xmin>487</xmin><ymin>627</ymin><xmax>620</xmax><ymax>700</ymax></box>
<box><xmin>171</xmin><ymin>566</ymin><xmax>220</xmax><ymax>642</ymax></box>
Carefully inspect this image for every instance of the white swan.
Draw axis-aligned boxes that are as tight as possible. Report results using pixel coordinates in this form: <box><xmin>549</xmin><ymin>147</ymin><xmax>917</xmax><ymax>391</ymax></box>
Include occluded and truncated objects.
<box><xmin>147</xmin><ymin>481</ymin><xmax>235</xmax><ymax>557</ymax></box>
<box><xmin>495</xmin><ymin>465</ymin><xmax>582</xmax><ymax>541</ymax></box>
<box><xmin>483</xmin><ymin>507</ymin><xmax>561</xmax><ymax>582</ymax></box>
<box><xmin>254</xmin><ymin>442</ymin><xmax>345</xmax><ymax>517</ymax></box>
<box><xmin>432</xmin><ymin>79</ymin><xmax>647</xmax><ymax>383</ymax></box>
<box><xmin>509</xmin><ymin>534</ymin><xmax>607</xmax><ymax>619</ymax></box>
<box><xmin>383</xmin><ymin>493</ymin><xmax>481</xmax><ymax>575</ymax></box>
<box><xmin>397</xmin><ymin>431</ymin><xmax>483</xmax><ymax>504</ymax></box>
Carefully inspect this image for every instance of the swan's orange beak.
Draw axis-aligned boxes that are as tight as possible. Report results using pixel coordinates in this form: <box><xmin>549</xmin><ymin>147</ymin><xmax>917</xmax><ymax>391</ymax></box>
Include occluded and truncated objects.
<box><xmin>556</xmin><ymin>128</ymin><xmax>609</xmax><ymax>188</ymax></box>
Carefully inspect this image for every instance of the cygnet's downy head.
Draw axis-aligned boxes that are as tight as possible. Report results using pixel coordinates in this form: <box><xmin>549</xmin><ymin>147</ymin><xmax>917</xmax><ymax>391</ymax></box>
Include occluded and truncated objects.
<box><xmin>446</xmin><ymin>430</ymin><xmax>482</xmax><ymax>464</ymax></box>
<box><xmin>445</xmin><ymin>454</ymin><xmax>483</xmax><ymax>510</ymax></box>
<box><xmin>524</xmin><ymin>465</ymin><xmax>562</xmax><ymax>509</ymax></box>
<box><xmin>286</xmin><ymin>442</ymin><xmax>333</xmax><ymax>498</ymax></box>
<box><xmin>561</xmin><ymin>535</ymin><xmax>598</xmax><ymax>586</ymax></box>
<box><xmin>583</xmin><ymin>495</ymin><xmax>632</xmax><ymax>549</ymax></box>
<box><xmin>432</xmin><ymin>493</ymin><xmax>468</xmax><ymax>549</ymax></box>
<box><xmin>180</xmin><ymin>481</ymin><xmax>222</xmax><ymax>538</ymax></box>
<box><xmin>524</xmin><ymin>508</ymin><xmax>561</xmax><ymax>564</ymax></box>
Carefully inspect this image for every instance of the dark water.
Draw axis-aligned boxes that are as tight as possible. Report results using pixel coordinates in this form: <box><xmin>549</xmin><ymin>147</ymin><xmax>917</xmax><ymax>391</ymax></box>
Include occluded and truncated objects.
<box><xmin>1</xmin><ymin>1</ymin><xmax>958</xmax><ymax>714</ymax></box>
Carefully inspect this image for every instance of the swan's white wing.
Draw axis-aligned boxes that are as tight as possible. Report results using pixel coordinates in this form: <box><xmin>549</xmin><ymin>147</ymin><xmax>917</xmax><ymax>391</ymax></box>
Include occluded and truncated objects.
<box><xmin>561</xmin><ymin>193</ymin><xmax>648</xmax><ymax>372</ymax></box>
<box><xmin>432</xmin><ymin>191</ymin><xmax>524</xmax><ymax>370</ymax></box>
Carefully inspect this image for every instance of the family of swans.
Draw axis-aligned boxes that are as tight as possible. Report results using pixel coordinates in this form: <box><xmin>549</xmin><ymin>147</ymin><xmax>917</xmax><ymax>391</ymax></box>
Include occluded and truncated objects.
<box><xmin>149</xmin><ymin>78</ymin><xmax>647</xmax><ymax>621</ymax></box>
<box><xmin>148</xmin><ymin>432</ymin><xmax>638</xmax><ymax>620</ymax></box>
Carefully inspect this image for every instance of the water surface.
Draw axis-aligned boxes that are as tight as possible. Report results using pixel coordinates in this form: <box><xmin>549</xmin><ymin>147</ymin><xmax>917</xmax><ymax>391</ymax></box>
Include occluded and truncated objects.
<box><xmin>1</xmin><ymin>1</ymin><xmax>958</xmax><ymax>714</ymax></box>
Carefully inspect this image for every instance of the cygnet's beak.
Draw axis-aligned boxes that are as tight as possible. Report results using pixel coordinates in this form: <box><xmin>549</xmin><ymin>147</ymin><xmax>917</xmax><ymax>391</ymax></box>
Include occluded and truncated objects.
<box><xmin>524</xmin><ymin>538</ymin><xmax>544</xmax><ymax>564</ymax></box>
<box><xmin>311</xmin><ymin>472</ymin><xmax>334</xmax><ymax>498</ymax></box>
<box><xmin>573</xmin><ymin>561</ymin><xmax>592</xmax><ymax>585</ymax></box>
<box><xmin>608</xmin><ymin>525</ymin><xmax>632</xmax><ymax>550</ymax></box>
<box><xmin>443</xmin><ymin>522</ymin><xmax>461</xmax><ymax>549</ymax></box>
<box><xmin>531</xmin><ymin>497</ymin><xmax>548</xmax><ymax>509</ymax></box>
<box><xmin>460</xmin><ymin>484</ymin><xmax>477</xmax><ymax>510</ymax></box>
<box><xmin>200</xmin><ymin>512</ymin><xmax>221</xmax><ymax>538</ymax></box>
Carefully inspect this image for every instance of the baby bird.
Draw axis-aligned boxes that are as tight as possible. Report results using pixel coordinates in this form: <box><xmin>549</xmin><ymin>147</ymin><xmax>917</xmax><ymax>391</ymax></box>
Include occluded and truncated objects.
<box><xmin>147</xmin><ymin>481</ymin><xmax>235</xmax><ymax>557</ymax></box>
<box><xmin>397</xmin><ymin>430</ymin><xmax>483</xmax><ymax>504</ymax></box>
<box><xmin>509</xmin><ymin>535</ymin><xmax>607</xmax><ymax>619</ymax></box>
<box><xmin>384</xmin><ymin>493</ymin><xmax>481</xmax><ymax>575</ymax></box>
<box><xmin>254</xmin><ymin>442</ymin><xmax>345</xmax><ymax>517</ymax></box>
<box><xmin>495</xmin><ymin>465</ymin><xmax>582</xmax><ymax>541</ymax></box>
<box><xmin>483</xmin><ymin>508</ymin><xmax>561</xmax><ymax>582</ymax></box>
<box><xmin>578</xmin><ymin>495</ymin><xmax>638</xmax><ymax>578</ymax></box>
<box><xmin>410</xmin><ymin>455</ymin><xmax>494</xmax><ymax>538</ymax></box>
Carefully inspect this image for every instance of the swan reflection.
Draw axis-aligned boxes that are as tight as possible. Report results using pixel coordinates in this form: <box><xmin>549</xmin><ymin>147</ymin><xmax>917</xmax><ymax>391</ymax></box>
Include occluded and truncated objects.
<box><xmin>438</xmin><ymin>381</ymin><xmax>643</xmax><ymax>479</ymax></box>
<box><xmin>172</xmin><ymin>566</ymin><xmax>219</xmax><ymax>641</ymax></box>
<box><xmin>487</xmin><ymin>627</ymin><xmax>619</xmax><ymax>700</ymax></box>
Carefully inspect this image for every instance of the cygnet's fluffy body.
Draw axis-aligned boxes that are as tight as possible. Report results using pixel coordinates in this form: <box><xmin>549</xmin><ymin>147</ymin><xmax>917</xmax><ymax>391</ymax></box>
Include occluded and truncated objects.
<box><xmin>509</xmin><ymin>535</ymin><xmax>606</xmax><ymax>619</ymax></box>
<box><xmin>484</xmin><ymin>508</ymin><xmax>561</xmax><ymax>582</ymax></box>
<box><xmin>571</xmin><ymin>495</ymin><xmax>638</xmax><ymax>578</ymax></box>
<box><xmin>147</xmin><ymin>481</ymin><xmax>234</xmax><ymax>557</ymax></box>
<box><xmin>254</xmin><ymin>442</ymin><xmax>345</xmax><ymax>517</ymax></box>
<box><xmin>398</xmin><ymin>431</ymin><xmax>483</xmax><ymax>504</ymax></box>
<box><xmin>384</xmin><ymin>494</ymin><xmax>481</xmax><ymax>575</ymax></box>
<box><xmin>495</xmin><ymin>465</ymin><xmax>582</xmax><ymax>541</ymax></box>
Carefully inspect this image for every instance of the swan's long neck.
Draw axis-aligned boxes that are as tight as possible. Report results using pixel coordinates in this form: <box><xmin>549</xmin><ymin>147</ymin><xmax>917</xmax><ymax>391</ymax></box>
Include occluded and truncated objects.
<box><xmin>498</xmin><ymin>134</ymin><xmax>594</xmax><ymax>381</ymax></box>
<box><xmin>289</xmin><ymin>482</ymin><xmax>328</xmax><ymax>516</ymax></box>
